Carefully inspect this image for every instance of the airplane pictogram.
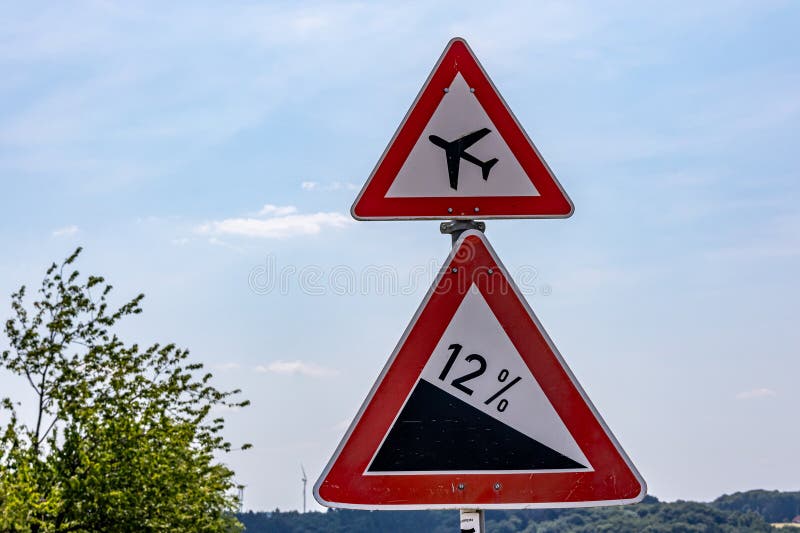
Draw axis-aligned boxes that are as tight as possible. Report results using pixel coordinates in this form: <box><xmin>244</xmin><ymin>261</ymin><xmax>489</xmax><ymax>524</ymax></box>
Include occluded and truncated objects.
<box><xmin>428</xmin><ymin>128</ymin><xmax>498</xmax><ymax>190</ymax></box>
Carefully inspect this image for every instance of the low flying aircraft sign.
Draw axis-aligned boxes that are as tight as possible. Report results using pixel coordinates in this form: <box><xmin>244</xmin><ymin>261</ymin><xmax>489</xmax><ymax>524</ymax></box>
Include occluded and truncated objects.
<box><xmin>314</xmin><ymin>231</ymin><xmax>645</xmax><ymax>509</ymax></box>
<box><xmin>351</xmin><ymin>38</ymin><xmax>573</xmax><ymax>220</ymax></box>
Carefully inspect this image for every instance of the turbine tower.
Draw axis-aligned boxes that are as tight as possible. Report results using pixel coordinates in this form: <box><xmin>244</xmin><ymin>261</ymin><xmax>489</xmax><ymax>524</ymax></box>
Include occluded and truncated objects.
<box><xmin>301</xmin><ymin>464</ymin><xmax>308</xmax><ymax>513</ymax></box>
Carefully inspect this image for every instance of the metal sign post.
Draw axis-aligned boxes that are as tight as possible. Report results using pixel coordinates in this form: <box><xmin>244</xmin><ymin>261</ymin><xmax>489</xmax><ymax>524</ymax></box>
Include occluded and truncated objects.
<box><xmin>460</xmin><ymin>509</ymin><xmax>485</xmax><ymax>533</ymax></box>
<box><xmin>440</xmin><ymin>219</ymin><xmax>485</xmax><ymax>245</ymax></box>
<box><xmin>444</xmin><ymin>221</ymin><xmax>487</xmax><ymax>532</ymax></box>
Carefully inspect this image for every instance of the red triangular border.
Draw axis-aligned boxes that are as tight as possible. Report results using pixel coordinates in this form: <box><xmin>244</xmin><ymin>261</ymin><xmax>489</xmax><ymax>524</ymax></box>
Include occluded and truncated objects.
<box><xmin>351</xmin><ymin>37</ymin><xmax>574</xmax><ymax>220</ymax></box>
<box><xmin>314</xmin><ymin>231</ymin><xmax>644</xmax><ymax>509</ymax></box>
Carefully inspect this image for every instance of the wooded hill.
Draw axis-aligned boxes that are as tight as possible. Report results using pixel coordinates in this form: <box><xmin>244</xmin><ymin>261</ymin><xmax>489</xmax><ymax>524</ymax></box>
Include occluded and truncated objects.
<box><xmin>237</xmin><ymin>490</ymin><xmax>800</xmax><ymax>532</ymax></box>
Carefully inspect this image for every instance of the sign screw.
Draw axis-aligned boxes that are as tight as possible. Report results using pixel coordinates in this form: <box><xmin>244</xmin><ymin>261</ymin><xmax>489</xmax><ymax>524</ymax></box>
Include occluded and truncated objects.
<box><xmin>494</xmin><ymin>482</ymin><xmax>502</xmax><ymax>491</ymax></box>
<box><xmin>488</xmin><ymin>268</ymin><xmax>494</xmax><ymax>275</ymax></box>
<box><xmin>458</xmin><ymin>483</ymin><xmax>465</xmax><ymax>491</ymax></box>
<box><xmin>448</xmin><ymin>207</ymin><xmax>453</xmax><ymax>213</ymax></box>
<box><xmin>451</xmin><ymin>267</ymin><xmax>458</xmax><ymax>273</ymax></box>
<box><xmin>474</xmin><ymin>207</ymin><xmax>480</xmax><ymax>213</ymax></box>
<box><xmin>470</xmin><ymin>87</ymin><xmax>475</xmax><ymax>93</ymax></box>
<box><xmin>444</xmin><ymin>87</ymin><xmax>450</xmax><ymax>93</ymax></box>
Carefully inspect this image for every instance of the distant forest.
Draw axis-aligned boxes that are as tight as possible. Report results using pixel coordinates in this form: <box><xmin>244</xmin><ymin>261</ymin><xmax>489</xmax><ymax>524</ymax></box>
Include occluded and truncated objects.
<box><xmin>237</xmin><ymin>490</ymin><xmax>800</xmax><ymax>532</ymax></box>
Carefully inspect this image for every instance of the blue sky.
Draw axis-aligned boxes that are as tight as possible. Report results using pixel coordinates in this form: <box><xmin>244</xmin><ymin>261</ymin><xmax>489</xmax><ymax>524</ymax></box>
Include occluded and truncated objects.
<box><xmin>1</xmin><ymin>0</ymin><xmax>798</xmax><ymax>512</ymax></box>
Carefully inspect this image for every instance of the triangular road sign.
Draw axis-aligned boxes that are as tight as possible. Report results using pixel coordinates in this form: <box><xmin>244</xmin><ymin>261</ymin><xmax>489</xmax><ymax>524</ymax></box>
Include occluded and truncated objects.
<box><xmin>351</xmin><ymin>38</ymin><xmax>574</xmax><ymax>220</ymax></box>
<box><xmin>315</xmin><ymin>231</ymin><xmax>645</xmax><ymax>509</ymax></box>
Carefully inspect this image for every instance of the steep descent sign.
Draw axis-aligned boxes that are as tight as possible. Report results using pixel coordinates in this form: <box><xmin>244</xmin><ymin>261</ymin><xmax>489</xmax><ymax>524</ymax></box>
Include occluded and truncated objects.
<box><xmin>314</xmin><ymin>231</ymin><xmax>645</xmax><ymax>509</ymax></box>
<box><xmin>351</xmin><ymin>38</ymin><xmax>573</xmax><ymax>220</ymax></box>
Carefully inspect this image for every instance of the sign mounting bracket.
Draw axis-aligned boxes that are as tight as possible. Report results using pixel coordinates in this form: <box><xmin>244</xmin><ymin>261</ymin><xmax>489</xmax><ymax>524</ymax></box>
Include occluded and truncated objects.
<box><xmin>440</xmin><ymin>219</ymin><xmax>485</xmax><ymax>246</ymax></box>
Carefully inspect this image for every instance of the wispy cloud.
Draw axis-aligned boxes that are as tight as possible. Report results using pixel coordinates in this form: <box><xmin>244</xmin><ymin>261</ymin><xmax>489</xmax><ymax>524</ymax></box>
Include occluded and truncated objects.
<box><xmin>255</xmin><ymin>360</ymin><xmax>338</xmax><ymax>378</ymax></box>
<box><xmin>196</xmin><ymin>204</ymin><xmax>352</xmax><ymax>239</ymax></box>
<box><xmin>301</xmin><ymin>181</ymin><xmax>358</xmax><ymax>192</ymax></box>
<box><xmin>52</xmin><ymin>225</ymin><xmax>78</xmax><ymax>237</ymax></box>
<box><xmin>736</xmin><ymin>388</ymin><xmax>777</xmax><ymax>400</ymax></box>
<box><xmin>257</xmin><ymin>204</ymin><xmax>297</xmax><ymax>216</ymax></box>
<box><xmin>207</xmin><ymin>237</ymin><xmax>246</xmax><ymax>253</ymax></box>
<box><xmin>0</xmin><ymin>4</ymin><xmax>390</xmax><ymax>184</ymax></box>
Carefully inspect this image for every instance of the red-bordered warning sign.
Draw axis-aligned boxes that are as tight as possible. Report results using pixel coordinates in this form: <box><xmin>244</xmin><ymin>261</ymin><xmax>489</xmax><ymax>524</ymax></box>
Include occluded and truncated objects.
<box><xmin>351</xmin><ymin>38</ymin><xmax>573</xmax><ymax>220</ymax></box>
<box><xmin>314</xmin><ymin>231</ymin><xmax>644</xmax><ymax>509</ymax></box>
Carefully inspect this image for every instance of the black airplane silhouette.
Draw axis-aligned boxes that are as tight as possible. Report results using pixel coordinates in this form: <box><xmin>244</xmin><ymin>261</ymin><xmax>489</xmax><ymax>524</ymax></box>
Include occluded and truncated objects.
<box><xmin>429</xmin><ymin>128</ymin><xmax>499</xmax><ymax>190</ymax></box>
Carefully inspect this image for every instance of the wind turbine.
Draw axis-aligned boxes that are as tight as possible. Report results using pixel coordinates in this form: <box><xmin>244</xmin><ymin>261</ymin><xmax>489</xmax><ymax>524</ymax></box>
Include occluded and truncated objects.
<box><xmin>301</xmin><ymin>464</ymin><xmax>307</xmax><ymax>513</ymax></box>
<box><xmin>237</xmin><ymin>485</ymin><xmax>245</xmax><ymax>513</ymax></box>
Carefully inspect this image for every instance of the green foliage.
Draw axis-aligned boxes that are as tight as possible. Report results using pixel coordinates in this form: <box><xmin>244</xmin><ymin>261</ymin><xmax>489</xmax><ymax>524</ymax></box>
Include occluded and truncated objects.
<box><xmin>713</xmin><ymin>490</ymin><xmax>800</xmax><ymax>523</ymax></box>
<box><xmin>238</xmin><ymin>509</ymin><xmax>454</xmax><ymax>533</ymax></box>
<box><xmin>504</xmin><ymin>500</ymin><xmax>772</xmax><ymax>532</ymax></box>
<box><xmin>237</xmin><ymin>497</ymin><xmax>776</xmax><ymax>532</ymax></box>
<box><xmin>0</xmin><ymin>248</ymin><xmax>249</xmax><ymax>532</ymax></box>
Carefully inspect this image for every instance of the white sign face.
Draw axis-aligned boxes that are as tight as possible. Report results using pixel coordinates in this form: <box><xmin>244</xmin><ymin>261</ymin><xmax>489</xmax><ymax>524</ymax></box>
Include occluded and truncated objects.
<box><xmin>385</xmin><ymin>73</ymin><xmax>541</xmax><ymax>199</ymax></box>
<box><xmin>367</xmin><ymin>284</ymin><xmax>590</xmax><ymax>475</ymax></box>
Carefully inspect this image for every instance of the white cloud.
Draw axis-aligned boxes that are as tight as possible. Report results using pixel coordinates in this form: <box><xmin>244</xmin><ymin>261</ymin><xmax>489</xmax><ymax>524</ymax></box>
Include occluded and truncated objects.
<box><xmin>52</xmin><ymin>225</ymin><xmax>79</xmax><ymax>237</ymax></box>
<box><xmin>736</xmin><ymin>388</ymin><xmax>777</xmax><ymax>400</ymax></box>
<box><xmin>257</xmin><ymin>204</ymin><xmax>297</xmax><ymax>216</ymax></box>
<box><xmin>301</xmin><ymin>181</ymin><xmax>358</xmax><ymax>192</ymax></box>
<box><xmin>255</xmin><ymin>360</ymin><xmax>338</xmax><ymax>378</ymax></box>
<box><xmin>336</xmin><ymin>181</ymin><xmax>359</xmax><ymax>191</ymax></box>
<box><xmin>196</xmin><ymin>212</ymin><xmax>352</xmax><ymax>239</ymax></box>
<box><xmin>0</xmin><ymin>2</ymin><xmax>430</xmax><ymax>185</ymax></box>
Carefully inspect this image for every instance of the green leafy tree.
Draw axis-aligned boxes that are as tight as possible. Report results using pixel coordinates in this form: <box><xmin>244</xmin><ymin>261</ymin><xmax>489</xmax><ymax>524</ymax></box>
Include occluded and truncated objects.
<box><xmin>713</xmin><ymin>489</ymin><xmax>800</xmax><ymax>523</ymax></box>
<box><xmin>0</xmin><ymin>248</ymin><xmax>250</xmax><ymax>532</ymax></box>
<box><xmin>236</xmin><ymin>500</ymin><xmax>776</xmax><ymax>533</ymax></box>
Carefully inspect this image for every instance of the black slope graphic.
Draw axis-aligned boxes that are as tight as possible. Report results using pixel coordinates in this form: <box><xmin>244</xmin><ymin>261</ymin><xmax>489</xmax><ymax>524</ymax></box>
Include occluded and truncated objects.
<box><xmin>369</xmin><ymin>379</ymin><xmax>586</xmax><ymax>472</ymax></box>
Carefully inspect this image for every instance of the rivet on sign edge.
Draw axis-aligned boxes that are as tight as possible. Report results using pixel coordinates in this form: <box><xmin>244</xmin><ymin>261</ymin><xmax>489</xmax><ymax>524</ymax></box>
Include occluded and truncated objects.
<box><xmin>447</xmin><ymin>207</ymin><xmax>454</xmax><ymax>213</ymax></box>
<box><xmin>451</xmin><ymin>267</ymin><xmax>458</xmax><ymax>273</ymax></box>
<box><xmin>444</xmin><ymin>87</ymin><xmax>450</xmax><ymax>93</ymax></box>
<box><xmin>474</xmin><ymin>207</ymin><xmax>480</xmax><ymax>212</ymax></box>
<box><xmin>494</xmin><ymin>482</ymin><xmax>502</xmax><ymax>491</ymax></box>
<box><xmin>470</xmin><ymin>87</ymin><xmax>475</xmax><ymax>93</ymax></box>
<box><xmin>488</xmin><ymin>268</ymin><xmax>494</xmax><ymax>274</ymax></box>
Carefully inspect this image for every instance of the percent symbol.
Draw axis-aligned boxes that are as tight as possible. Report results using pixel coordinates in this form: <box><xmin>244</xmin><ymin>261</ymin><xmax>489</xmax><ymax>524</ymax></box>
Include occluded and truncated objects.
<box><xmin>484</xmin><ymin>369</ymin><xmax>521</xmax><ymax>412</ymax></box>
